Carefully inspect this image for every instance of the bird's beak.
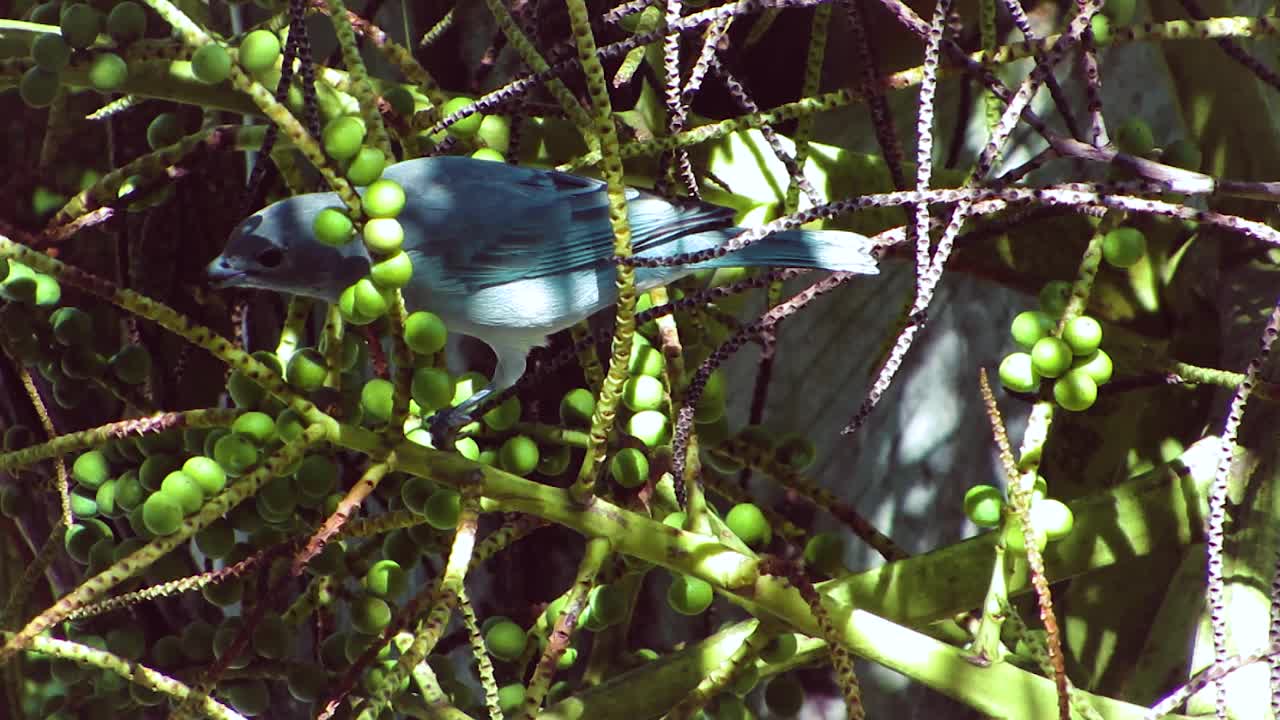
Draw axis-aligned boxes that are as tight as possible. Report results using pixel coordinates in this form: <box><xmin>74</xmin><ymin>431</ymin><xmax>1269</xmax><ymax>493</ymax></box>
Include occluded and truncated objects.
<box><xmin>205</xmin><ymin>256</ymin><xmax>245</xmax><ymax>287</ymax></box>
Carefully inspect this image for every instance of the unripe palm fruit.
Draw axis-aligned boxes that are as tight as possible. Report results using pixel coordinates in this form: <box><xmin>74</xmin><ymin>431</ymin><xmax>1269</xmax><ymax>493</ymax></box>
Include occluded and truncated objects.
<box><xmin>88</xmin><ymin>52</ymin><xmax>128</xmax><ymax>91</ymax></box>
<box><xmin>802</xmin><ymin>533</ymin><xmax>845</xmax><ymax>576</ymax></box>
<box><xmin>725</xmin><ymin>503</ymin><xmax>771</xmax><ymax>548</ymax></box>
<box><xmin>106</xmin><ymin>2</ymin><xmax>147</xmax><ymax>45</ymax></box>
<box><xmin>1030</xmin><ymin>337</ymin><xmax>1072</xmax><ymax>378</ymax></box>
<box><xmin>610</xmin><ymin>447</ymin><xmax>649</xmax><ymax>488</ymax></box>
<box><xmin>322</xmin><ymin>116</ymin><xmax>365</xmax><ymax>161</ymax></box>
<box><xmin>484</xmin><ymin>619</ymin><xmax>527</xmax><ymax>661</ymax></box>
<box><xmin>405</xmin><ymin>311</ymin><xmax>447</xmax><ymax>355</ymax></box>
<box><xmin>191</xmin><ymin>43</ymin><xmax>231</xmax><ymax>84</ymax></box>
<box><xmin>999</xmin><ymin>352</ymin><xmax>1040</xmax><ymax>394</ymax></box>
<box><xmin>60</xmin><ymin>3</ymin><xmax>102</xmax><ymax>49</ymax></box>
<box><xmin>238</xmin><ymin>29</ymin><xmax>280</xmax><ymax>74</ymax></box>
<box><xmin>963</xmin><ymin>485</ymin><xmax>1004</xmax><ymax>527</ymax></box>
<box><xmin>667</xmin><ymin>574</ymin><xmax>713</xmax><ymax>615</ymax></box>
<box><xmin>499</xmin><ymin>435</ymin><xmax>539</xmax><ymax>476</ymax></box>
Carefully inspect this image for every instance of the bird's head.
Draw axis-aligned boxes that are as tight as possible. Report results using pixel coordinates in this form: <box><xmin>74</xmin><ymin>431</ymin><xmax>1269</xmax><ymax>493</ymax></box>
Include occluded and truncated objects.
<box><xmin>207</xmin><ymin>193</ymin><xmax>372</xmax><ymax>303</ymax></box>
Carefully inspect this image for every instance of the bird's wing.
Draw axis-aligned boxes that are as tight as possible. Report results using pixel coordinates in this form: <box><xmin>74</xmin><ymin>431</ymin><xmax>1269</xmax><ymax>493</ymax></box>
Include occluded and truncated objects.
<box><xmin>385</xmin><ymin>157</ymin><xmax>736</xmax><ymax>294</ymax></box>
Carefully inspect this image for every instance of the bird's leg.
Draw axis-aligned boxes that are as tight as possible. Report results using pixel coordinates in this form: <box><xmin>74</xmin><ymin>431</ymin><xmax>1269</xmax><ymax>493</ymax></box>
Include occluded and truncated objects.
<box><xmin>426</xmin><ymin>343</ymin><xmax>531</xmax><ymax>447</ymax></box>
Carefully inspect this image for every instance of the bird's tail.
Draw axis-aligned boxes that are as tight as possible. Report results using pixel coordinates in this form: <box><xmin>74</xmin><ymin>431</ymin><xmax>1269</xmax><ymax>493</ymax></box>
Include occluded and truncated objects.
<box><xmin>636</xmin><ymin>228</ymin><xmax>879</xmax><ymax>275</ymax></box>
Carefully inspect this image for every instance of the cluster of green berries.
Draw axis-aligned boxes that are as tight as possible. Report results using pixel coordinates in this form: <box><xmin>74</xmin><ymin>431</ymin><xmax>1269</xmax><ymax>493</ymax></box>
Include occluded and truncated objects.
<box><xmin>20</xmin><ymin>1</ymin><xmax>148</xmax><ymax>107</ymax></box>
<box><xmin>963</xmin><ymin>476</ymin><xmax>1075</xmax><ymax>552</ymax></box>
<box><xmin>425</xmin><ymin>95</ymin><xmax>512</xmax><ymax>161</ymax></box>
<box><xmin>998</xmin><ymin>281</ymin><xmax>1114</xmax><ymax>411</ymax></box>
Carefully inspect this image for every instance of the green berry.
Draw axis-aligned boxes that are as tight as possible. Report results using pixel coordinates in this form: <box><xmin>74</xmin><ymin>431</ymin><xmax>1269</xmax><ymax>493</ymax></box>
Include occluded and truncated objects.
<box><xmin>1102</xmin><ymin>227</ymin><xmax>1146</xmax><ymax>268</ymax></box>
<box><xmin>998</xmin><ymin>352</ymin><xmax>1040</xmax><ymax>394</ymax></box>
<box><xmin>1062</xmin><ymin>316</ymin><xmax>1102</xmax><ymax>356</ymax></box>
<box><xmin>478</xmin><ymin>115</ymin><xmax>511</xmax><ymax>152</ymax></box>
<box><xmin>160</xmin><ymin>471</ymin><xmax>203</xmax><ymax>514</ymax></box>
<box><xmin>347</xmin><ymin>147</ymin><xmax>387</xmax><ymax>186</ymax></box>
<box><xmin>588</xmin><ymin>583</ymin><xmax>628</xmax><ymax>627</ymax></box>
<box><xmin>350</xmin><ymin>594</ymin><xmax>392</xmax><ymax>635</ymax></box>
<box><xmin>363</xmin><ymin>217</ymin><xmax>404</xmax><ymax>254</ymax></box>
<box><xmin>725</xmin><ymin>503</ymin><xmax>771</xmax><ymax>548</ymax></box>
<box><xmin>142</xmin><ymin>491</ymin><xmax>183</xmax><ymax>535</ymax></box>
<box><xmin>628</xmin><ymin>336</ymin><xmax>665</xmax><ymax>376</ymax></box>
<box><xmin>484</xmin><ymin>619</ymin><xmax>527</xmax><ymax>661</ymax></box>
<box><xmin>361</xmin><ymin>378</ymin><xmax>394</xmax><ymax>423</ymax></box>
<box><xmin>232</xmin><ymin>410</ymin><xmax>276</xmax><ymax>444</ymax></box>
<box><xmin>32</xmin><ymin>34</ymin><xmax>71</xmax><ymax>72</ymax></box>
<box><xmin>963</xmin><ymin>485</ymin><xmax>1004</xmax><ymax>527</ymax></box>
<box><xmin>1003</xmin><ymin>517</ymin><xmax>1048</xmax><ymax>553</ymax></box>
<box><xmin>775</xmin><ymin>434</ymin><xmax>817</xmax><ymax>471</ymax></box>
<box><xmin>72</xmin><ymin>450</ymin><xmax>110</xmax><ymax>489</ymax></box>
<box><xmin>498</xmin><ymin>683</ymin><xmax>525</xmax><ymax>714</ymax></box>
<box><xmin>483</xmin><ymin>396</ymin><xmax>521</xmax><ymax>431</ymax></box>
<box><xmin>367</xmin><ymin>253</ymin><xmax>413</xmax><ymax>294</ymax></box>
<box><xmin>1010</xmin><ymin>310</ymin><xmax>1054</xmax><ymax>349</ymax></box>
<box><xmin>411</xmin><ymin>367</ymin><xmax>452</xmax><ymax>412</ymax></box>
<box><xmin>802</xmin><ymin>533</ymin><xmax>845</xmax><ymax>576</ymax></box>
<box><xmin>251</xmin><ymin>613</ymin><xmax>289</xmax><ymax>660</ymax></box>
<box><xmin>441</xmin><ymin>96</ymin><xmax>483</xmax><ymax>137</ymax></box>
<box><xmin>610</xmin><ymin>447</ymin><xmax>649</xmax><ymax>488</ymax></box>
<box><xmin>452</xmin><ymin>372</ymin><xmax>489</xmax><ymax>405</ymax></box>
<box><xmin>761</xmin><ymin>633</ymin><xmax>799</xmax><ymax>664</ymax></box>
<box><xmin>286</xmin><ymin>347</ymin><xmax>328</xmax><ymax>391</ymax></box>
<box><xmin>106</xmin><ymin>2</ymin><xmax>147</xmax><ymax>45</ymax></box>
<box><xmin>667</xmin><ymin>574</ymin><xmax>714</xmax><ymax>615</ymax></box>
<box><xmin>191</xmin><ymin>43</ymin><xmax>231</xmax><ymax>84</ymax></box>
<box><xmin>32</xmin><ymin>273</ymin><xmax>61</xmax><ymax>307</ymax></box>
<box><xmin>538</xmin><ymin>444</ymin><xmax>571</xmax><ymax>475</ymax></box>
<box><xmin>1038</xmin><ymin>281</ymin><xmax>1072</xmax><ymax>315</ymax></box>
<box><xmin>364</xmin><ymin>179</ymin><xmax>406</xmax><ymax>218</ymax></box>
<box><xmin>322</xmin><ymin>116</ymin><xmax>365</xmax><ymax>161</ymax></box>
<box><xmin>195</xmin><ymin>522</ymin><xmax>235</xmax><ymax>559</ymax></box>
<box><xmin>1102</xmin><ymin>0</ymin><xmax>1135</xmax><ymax>26</ymax></box>
<box><xmin>764</xmin><ymin>675</ymin><xmax>805</xmax><ymax>716</ymax></box>
<box><xmin>560</xmin><ymin>388</ymin><xmax>595</xmax><ymax>426</ymax></box>
<box><xmin>499</xmin><ymin>435</ymin><xmax>539</xmax><ymax>476</ymax></box>
<box><xmin>213</xmin><ymin>432</ymin><xmax>259</xmax><ymax>475</ymax></box>
<box><xmin>1053</xmin><ymin>369</ymin><xmax>1098</xmax><ymax>411</ymax></box>
<box><xmin>365</xmin><ymin>559</ymin><xmax>407</xmax><ymax>597</ymax></box>
<box><xmin>1115</xmin><ymin>117</ymin><xmax>1155</xmax><ymax>157</ymax></box>
<box><xmin>224</xmin><ymin>679</ymin><xmax>269</xmax><ymax>716</ymax></box>
<box><xmin>295</xmin><ymin>455</ymin><xmax>338</xmax><ymax>499</ymax></box>
<box><xmin>69</xmin><ymin>489</ymin><xmax>97</xmax><ymax>518</ymax></box>
<box><xmin>1072</xmin><ymin>349</ymin><xmax>1113</xmax><ymax>385</ymax></box>
<box><xmin>627</xmin><ymin>410</ymin><xmax>669</xmax><ymax>448</ymax></box>
<box><xmin>470</xmin><ymin>148</ymin><xmax>505</xmax><ymax>162</ymax></box>
<box><xmin>60</xmin><ymin>3</ymin><xmax>101</xmax><ymax>49</ymax></box>
<box><xmin>183</xmin><ymin>455</ymin><xmax>226</xmax><ymax>497</ymax></box>
<box><xmin>424</xmin><ymin>489</ymin><xmax>460</xmax><ymax>530</ymax></box>
<box><xmin>287</xmin><ymin>664</ymin><xmax>325</xmax><ymax>702</ymax></box>
<box><xmin>238</xmin><ymin>29</ymin><xmax>280</xmax><ymax>73</ymax></box>
<box><xmin>109</xmin><ymin>343</ymin><xmax>151</xmax><ymax>384</ymax></box>
<box><xmin>1030</xmin><ymin>497</ymin><xmax>1074</xmax><ymax>540</ymax></box>
<box><xmin>405</xmin><ymin>311</ymin><xmax>447</xmax><ymax>355</ymax></box>
<box><xmin>384</xmin><ymin>86</ymin><xmax>415</xmax><ymax>116</ymax></box>
<box><xmin>20</xmin><ymin>66</ymin><xmax>61</xmax><ymax>109</ymax></box>
<box><xmin>622</xmin><ymin>374</ymin><xmax>665</xmax><ymax>412</ymax></box>
<box><xmin>1089</xmin><ymin>14</ymin><xmax>1111</xmax><ymax>44</ymax></box>
<box><xmin>87</xmin><ymin>52</ymin><xmax>128</xmax><ymax>91</ymax></box>
<box><xmin>313</xmin><ymin>207</ymin><xmax>354</xmax><ymax>246</ymax></box>
<box><xmin>1030</xmin><ymin>337</ymin><xmax>1072</xmax><ymax>378</ymax></box>
<box><xmin>401</xmin><ymin>475</ymin><xmax>434</xmax><ymax>515</ymax></box>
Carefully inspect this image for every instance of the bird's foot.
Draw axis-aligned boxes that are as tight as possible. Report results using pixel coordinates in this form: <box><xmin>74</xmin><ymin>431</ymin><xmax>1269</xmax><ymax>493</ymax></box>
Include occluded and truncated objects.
<box><xmin>427</xmin><ymin>405</ymin><xmax>477</xmax><ymax>449</ymax></box>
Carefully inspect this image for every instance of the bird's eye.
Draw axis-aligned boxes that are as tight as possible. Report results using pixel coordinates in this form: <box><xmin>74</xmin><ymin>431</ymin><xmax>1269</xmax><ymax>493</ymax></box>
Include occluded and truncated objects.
<box><xmin>256</xmin><ymin>247</ymin><xmax>284</xmax><ymax>269</ymax></box>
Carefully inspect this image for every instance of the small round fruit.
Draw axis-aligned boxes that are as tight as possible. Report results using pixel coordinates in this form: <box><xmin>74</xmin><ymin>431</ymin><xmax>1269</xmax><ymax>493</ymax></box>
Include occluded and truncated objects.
<box><xmin>622</xmin><ymin>374</ymin><xmax>665</xmax><ymax>412</ymax></box>
<box><xmin>610</xmin><ymin>447</ymin><xmax>649</xmax><ymax>488</ymax></box>
<box><xmin>499</xmin><ymin>435</ymin><xmax>539</xmax><ymax>476</ymax></box>
<box><xmin>346</xmin><ymin>147</ymin><xmax>388</xmax><ymax>186</ymax></box>
<box><xmin>802</xmin><ymin>532</ymin><xmax>845</xmax><ymax>576</ymax></box>
<box><xmin>1003</xmin><ymin>517</ymin><xmax>1048</xmax><ymax>553</ymax></box>
<box><xmin>998</xmin><ymin>352</ymin><xmax>1040</xmax><ymax>394</ymax></box>
<box><xmin>478</xmin><ymin>115</ymin><xmax>511</xmax><ymax>152</ymax></box>
<box><xmin>1030</xmin><ymin>498</ymin><xmax>1074</xmax><ymax>540</ymax></box>
<box><xmin>484</xmin><ymin>619</ymin><xmax>527</xmax><ymax>661</ymax></box>
<box><xmin>1089</xmin><ymin>13</ymin><xmax>1111</xmax><ymax>44</ymax></box>
<box><xmin>365</xmin><ymin>559</ymin><xmax>408</xmax><ymax>597</ymax></box>
<box><xmin>629</xmin><ymin>336</ymin><xmax>665</xmax><ymax>376</ymax></box>
<box><xmin>89</xmin><ymin>51</ymin><xmax>128</xmax><ymax>92</ymax></box>
<box><xmin>775</xmin><ymin>434</ymin><xmax>817</xmax><ymax>471</ymax></box>
<box><xmin>313</xmin><ymin>207</ymin><xmax>354</xmax><ymax>246</ymax></box>
<box><xmin>238</xmin><ymin>29</ymin><xmax>280</xmax><ymax>73</ymax></box>
<box><xmin>470</xmin><ymin>148</ymin><xmax>504</xmax><ymax>162</ymax></box>
<box><xmin>1102</xmin><ymin>0</ymin><xmax>1135</xmax><ymax>26</ymax></box>
<box><xmin>588</xmin><ymin>583</ymin><xmax>627</xmax><ymax>627</ymax></box>
<box><xmin>361</xmin><ymin>378</ymin><xmax>394</xmax><ymax>423</ymax></box>
<box><xmin>20</xmin><ymin>67</ymin><xmax>60</xmax><ymax>109</ymax></box>
<box><xmin>725</xmin><ymin>503</ymin><xmax>771</xmax><ymax>548</ymax></box>
<box><xmin>1010</xmin><ymin>310</ymin><xmax>1054</xmax><ymax>349</ymax></box>
<box><xmin>364</xmin><ymin>179</ymin><xmax>406</xmax><ymax>218</ymax></box>
<box><xmin>109</xmin><ymin>343</ymin><xmax>151</xmax><ymax>384</ymax></box>
<box><xmin>441</xmin><ymin>96</ymin><xmax>483</xmax><ymax>137</ymax></box>
<box><xmin>482</xmin><ymin>396</ymin><xmax>521</xmax><ymax>431</ymax></box>
<box><xmin>404</xmin><ymin>311</ymin><xmax>447</xmax><ymax>355</ymax></box>
<box><xmin>401</xmin><ymin>475</ymin><xmax>434</xmax><ymax>515</ymax></box>
<box><xmin>1030</xmin><ymin>337</ymin><xmax>1072</xmax><ymax>378</ymax></box>
<box><xmin>560</xmin><ymin>388</ymin><xmax>595</xmax><ymax>426</ymax></box>
<box><xmin>1062</xmin><ymin>316</ymin><xmax>1102</xmax><ymax>356</ymax></box>
<box><xmin>295</xmin><ymin>455</ymin><xmax>338</xmax><ymax>499</ymax></box>
<box><xmin>963</xmin><ymin>485</ymin><xmax>1004</xmax><ymax>527</ymax></box>
<box><xmin>160</xmin><ymin>471</ymin><xmax>203</xmax><ymax>514</ymax></box>
<box><xmin>73</xmin><ymin>450</ymin><xmax>110</xmax><ymax>489</ymax></box>
<box><xmin>1072</xmin><ymin>349</ymin><xmax>1113</xmax><ymax>385</ymax></box>
<box><xmin>191</xmin><ymin>43</ymin><xmax>232</xmax><ymax>84</ymax></box>
<box><xmin>424</xmin><ymin>489</ymin><xmax>460</xmax><ymax>530</ymax></box>
<box><xmin>498</xmin><ymin>683</ymin><xmax>525</xmax><ymax>714</ymax></box>
<box><xmin>1115</xmin><ymin>117</ymin><xmax>1155</xmax><ymax>157</ymax></box>
<box><xmin>232</xmin><ymin>411</ymin><xmax>276</xmax><ymax>445</ymax></box>
<box><xmin>761</xmin><ymin>633</ymin><xmax>799</xmax><ymax>664</ymax></box>
<box><xmin>350</xmin><ymin>595</ymin><xmax>392</xmax><ymax>635</ymax></box>
<box><xmin>368</xmin><ymin>251</ymin><xmax>413</xmax><ymax>292</ymax></box>
<box><xmin>384</xmin><ymin>85</ymin><xmax>415</xmax><ymax>116</ymax></box>
<box><xmin>60</xmin><ymin>3</ymin><xmax>101</xmax><ymax>49</ymax></box>
<box><xmin>667</xmin><ymin>574</ymin><xmax>713</xmax><ymax>615</ymax></box>
<box><xmin>362</xmin><ymin>217</ymin><xmax>404</xmax><ymax>254</ymax></box>
<box><xmin>322</xmin><ymin>116</ymin><xmax>365</xmax><ymax>161</ymax></box>
<box><xmin>764</xmin><ymin>675</ymin><xmax>805</xmax><ymax>716</ymax></box>
<box><xmin>32</xmin><ymin>34</ymin><xmax>71</xmax><ymax>72</ymax></box>
<box><xmin>286</xmin><ymin>347</ymin><xmax>327</xmax><ymax>391</ymax></box>
<box><xmin>1053</xmin><ymin>370</ymin><xmax>1098</xmax><ymax>412</ymax></box>
<box><xmin>213</xmin><ymin>432</ymin><xmax>259</xmax><ymax>475</ymax></box>
<box><xmin>1102</xmin><ymin>227</ymin><xmax>1146</xmax><ymax>268</ymax></box>
<box><xmin>627</xmin><ymin>410</ymin><xmax>669</xmax><ymax>448</ymax></box>
<box><xmin>411</xmin><ymin>367</ymin><xmax>452</xmax><ymax>412</ymax></box>
<box><xmin>106</xmin><ymin>2</ymin><xmax>147</xmax><ymax>45</ymax></box>
<box><xmin>142</xmin><ymin>491</ymin><xmax>184</xmax><ymax>535</ymax></box>
<box><xmin>183</xmin><ymin>455</ymin><xmax>227</xmax><ymax>497</ymax></box>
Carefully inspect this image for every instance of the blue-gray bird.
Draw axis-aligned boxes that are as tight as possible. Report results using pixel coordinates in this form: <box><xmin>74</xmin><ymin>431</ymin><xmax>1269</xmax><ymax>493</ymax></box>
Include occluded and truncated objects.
<box><xmin>207</xmin><ymin>156</ymin><xmax>878</xmax><ymax>429</ymax></box>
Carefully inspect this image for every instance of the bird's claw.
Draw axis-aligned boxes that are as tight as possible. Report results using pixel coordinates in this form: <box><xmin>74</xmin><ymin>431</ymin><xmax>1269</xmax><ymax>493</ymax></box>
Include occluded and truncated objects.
<box><xmin>427</xmin><ymin>405</ymin><xmax>475</xmax><ymax>448</ymax></box>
